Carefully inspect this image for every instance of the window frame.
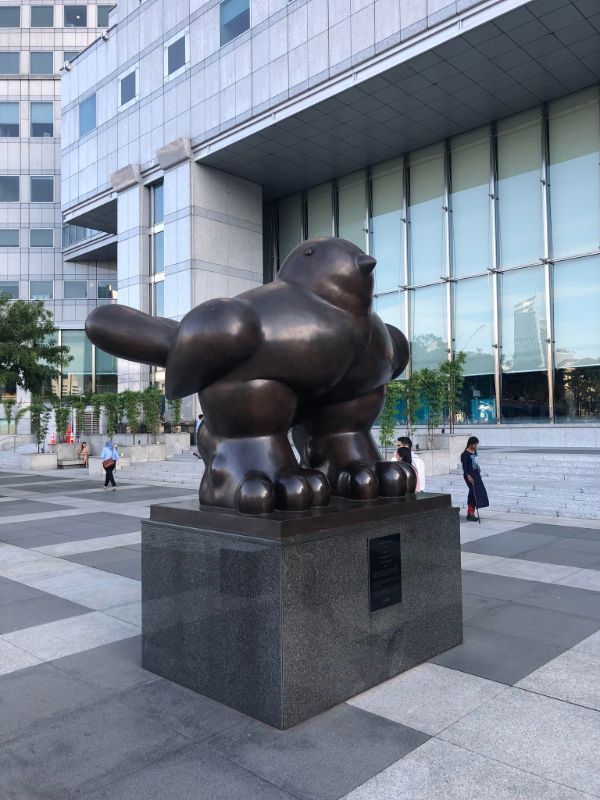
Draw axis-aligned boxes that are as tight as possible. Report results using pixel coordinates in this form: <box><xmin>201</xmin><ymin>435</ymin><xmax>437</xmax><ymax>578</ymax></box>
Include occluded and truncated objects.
<box><xmin>30</xmin><ymin>51</ymin><xmax>54</xmax><ymax>75</ymax></box>
<box><xmin>29</xmin><ymin>280</ymin><xmax>53</xmax><ymax>300</ymax></box>
<box><xmin>0</xmin><ymin>101</ymin><xmax>19</xmax><ymax>137</ymax></box>
<box><xmin>96</xmin><ymin>4</ymin><xmax>113</xmax><ymax>26</ymax></box>
<box><xmin>30</xmin><ymin>176</ymin><xmax>54</xmax><ymax>203</ymax></box>
<box><xmin>0</xmin><ymin>281</ymin><xmax>19</xmax><ymax>299</ymax></box>
<box><xmin>30</xmin><ymin>229</ymin><xmax>54</xmax><ymax>247</ymax></box>
<box><xmin>79</xmin><ymin>93</ymin><xmax>97</xmax><ymax>137</ymax></box>
<box><xmin>63</xmin><ymin>5</ymin><xmax>87</xmax><ymax>27</ymax></box>
<box><xmin>30</xmin><ymin>6</ymin><xmax>54</xmax><ymax>27</ymax></box>
<box><xmin>0</xmin><ymin>230</ymin><xmax>19</xmax><ymax>247</ymax></box>
<box><xmin>118</xmin><ymin>65</ymin><xmax>139</xmax><ymax>110</ymax></box>
<box><xmin>163</xmin><ymin>30</ymin><xmax>189</xmax><ymax>82</ymax></box>
<box><xmin>30</xmin><ymin>101</ymin><xmax>54</xmax><ymax>137</ymax></box>
<box><xmin>219</xmin><ymin>0</ymin><xmax>251</xmax><ymax>47</ymax></box>
<box><xmin>63</xmin><ymin>279</ymin><xmax>88</xmax><ymax>299</ymax></box>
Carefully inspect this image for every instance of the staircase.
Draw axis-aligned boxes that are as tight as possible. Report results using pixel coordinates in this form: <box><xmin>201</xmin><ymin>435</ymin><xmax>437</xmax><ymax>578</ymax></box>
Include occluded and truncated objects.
<box><xmin>426</xmin><ymin>449</ymin><xmax>600</xmax><ymax>520</ymax></box>
<box><xmin>116</xmin><ymin>450</ymin><xmax>203</xmax><ymax>490</ymax></box>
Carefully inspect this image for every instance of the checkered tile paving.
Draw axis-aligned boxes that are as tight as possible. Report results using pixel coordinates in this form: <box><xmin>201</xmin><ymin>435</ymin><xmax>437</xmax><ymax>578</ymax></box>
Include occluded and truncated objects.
<box><xmin>0</xmin><ymin>469</ymin><xmax>599</xmax><ymax>799</ymax></box>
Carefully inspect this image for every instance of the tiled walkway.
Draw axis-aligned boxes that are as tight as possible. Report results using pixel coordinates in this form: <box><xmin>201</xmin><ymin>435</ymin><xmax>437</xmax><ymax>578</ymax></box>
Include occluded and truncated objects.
<box><xmin>0</xmin><ymin>469</ymin><xmax>599</xmax><ymax>799</ymax></box>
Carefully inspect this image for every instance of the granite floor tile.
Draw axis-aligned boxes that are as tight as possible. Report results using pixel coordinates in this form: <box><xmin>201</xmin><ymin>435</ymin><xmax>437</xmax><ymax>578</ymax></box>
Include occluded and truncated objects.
<box><xmin>82</xmin><ymin>743</ymin><xmax>298</xmax><ymax>800</ymax></box>
<box><xmin>20</xmin><ymin>480</ymin><xmax>110</xmax><ymax>494</ymax></box>
<box><xmin>0</xmin><ymin>543</ymin><xmax>49</xmax><ymax>567</ymax></box>
<box><xmin>0</xmin><ymin>531</ymin><xmax>83</xmax><ymax>549</ymax></box>
<box><xmin>0</xmin><ymin>578</ymin><xmax>47</xmax><ymax>606</ymax></box>
<box><xmin>341</xmin><ymin>738</ymin><xmax>593</xmax><ymax>800</ymax></box>
<box><xmin>475</xmin><ymin>556</ymin><xmax>579</xmax><ymax>583</ymax></box>
<box><xmin>0</xmin><ymin>662</ymin><xmax>106</xmax><ymax>739</ymax></box>
<box><xmin>348</xmin><ymin>663</ymin><xmax>506</xmax><ymax>735</ymax></box>
<box><xmin>0</xmin><ymin>500</ymin><xmax>72</xmax><ymax>517</ymax></box>
<box><xmin>439</xmin><ymin>687</ymin><xmax>600</xmax><ymax>796</ymax></box>
<box><xmin>461</xmin><ymin>594</ymin><xmax>508</xmax><ymax>622</ymax></box>
<box><xmin>103</xmin><ymin>600</ymin><xmax>141</xmax><ymax>627</ymax></box>
<box><xmin>51</xmin><ymin>636</ymin><xmax>157</xmax><ymax>693</ymax></box>
<box><xmin>466</xmin><ymin>601</ymin><xmax>600</xmax><ymax>649</ymax></box>
<box><xmin>0</xmin><ymin>594</ymin><xmax>91</xmax><ymax>634</ymax></box>
<box><xmin>461</xmin><ymin>570</ymin><xmax>546</xmax><ymax>600</ymax></box>
<box><xmin>0</xmin><ymin>698</ymin><xmax>190</xmax><ymax>800</ymax></box>
<box><xmin>207</xmin><ymin>704</ymin><xmax>429</xmax><ymax>800</ymax></box>
<box><xmin>116</xmin><ymin>678</ymin><xmax>249</xmax><ymax>742</ymax></box>
<box><xmin>572</xmin><ymin>528</ymin><xmax>600</xmax><ymax>542</ymax></box>
<box><xmin>518</xmin><ymin>584</ymin><xmax>600</xmax><ymax>620</ymax></box>
<box><xmin>557</xmin><ymin>569</ymin><xmax>600</xmax><ymax>592</ymax></box>
<box><xmin>573</xmin><ymin>630</ymin><xmax>600</xmax><ymax>658</ymax></box>
<box><xmin>460</xmin><ymin>552</ymin><xmax>504</xmax><ymax>571</ymax></box>
<box><xmin>550</xmin><ymin>537</ymin><xmax>600</xmax><ymax>555</ymax></box>
<box><xmin>33</xmin><ymin>531</ymin><xmax>140</xmax><ymax>556</ymax></box>
<box><xmin>462</xmin><ymin>530</ymin><xmax>562</xmax><ymax>557</ymax></box>
<box><xmin>1</xmin><ymin>611</ymin><xmax>139</xmax><ymax>661</ymax></box>
<box><xmin>97</xmin><ymin>558</ymin><xmax>141</xmax><ymax>580</ymax></box>
<box><xmin>0</xmin><ymin>556</ymin><xmax>85</xmax><ymax>584</ymax></box>
<box><xmin>517</xmin><ymin>544</ymin><xmax>600</xmax><ymax>569</ymax></box>
<box><xmin>82</xmin><ymin>488</ymin><xmax>196</xmax><ymax>504</ymax></box>
<box><xmin>517</xmin><ymin>522</ymin><xmax>599</xmax><ymax>539</ymax></box>
<box><xmin>33</xmin><ymin>573</ymin><xmax>141</xmax><ymax>610</ymax></box>
<box><xmin>430</xmin><ymin>625</ymin><xmax>564</xmax><ymax>684</ymax></box>
<box><xmin>0</xmin><ymin>638</ymin><xmax>42</xmax><ymax>676</ymax></box>
<box><xmin>517</xmin><ymin>650</ymin><xmax>600</xmax><ymax>711</ymax></box>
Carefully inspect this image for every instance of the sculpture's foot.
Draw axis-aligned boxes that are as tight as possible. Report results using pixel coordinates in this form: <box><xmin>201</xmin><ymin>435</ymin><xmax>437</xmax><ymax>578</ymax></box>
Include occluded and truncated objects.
<box><xmin>336</xmin><ymin>463</ymin><xmax>379</xmax><ymax>500</ymax></box>
<box><xmin>376</xmin><ymin>461</ymin><xmax>417</xmax><ymax>496</ymax></box>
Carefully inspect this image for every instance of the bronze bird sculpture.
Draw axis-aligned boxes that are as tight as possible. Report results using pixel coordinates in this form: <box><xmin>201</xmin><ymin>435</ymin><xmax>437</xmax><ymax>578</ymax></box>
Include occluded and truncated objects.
<box><xmin>86</xmin><ymin>236</ymin><xmax>414</xmax><ymax>513</ymax></box>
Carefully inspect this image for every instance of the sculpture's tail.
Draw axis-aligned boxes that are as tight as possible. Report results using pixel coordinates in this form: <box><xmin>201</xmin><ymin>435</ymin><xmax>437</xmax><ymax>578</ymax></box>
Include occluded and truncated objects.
<box><xmin>385</xmin><ymin>324</ymin><xmax>410</xmax><ymax>380</ymax></box>
<box><xmin>85</xmin><ymin>305</ymin><xmax>178</xmax><ymax>367</ymax></box>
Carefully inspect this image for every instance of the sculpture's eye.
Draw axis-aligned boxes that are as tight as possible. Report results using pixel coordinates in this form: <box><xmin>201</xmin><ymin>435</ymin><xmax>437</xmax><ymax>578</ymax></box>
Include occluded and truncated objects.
<box><xmin>304</xmin><ymin>248</ymin><xmax>313</xmax><ymax>257</ymax></box>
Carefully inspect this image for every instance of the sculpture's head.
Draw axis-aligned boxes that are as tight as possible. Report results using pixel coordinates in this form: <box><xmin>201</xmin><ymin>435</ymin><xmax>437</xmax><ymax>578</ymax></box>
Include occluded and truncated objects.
<box><xmin>277</xmin><ymin>236</ymin><xmax>376</xmax><ymax>315</ymax></box>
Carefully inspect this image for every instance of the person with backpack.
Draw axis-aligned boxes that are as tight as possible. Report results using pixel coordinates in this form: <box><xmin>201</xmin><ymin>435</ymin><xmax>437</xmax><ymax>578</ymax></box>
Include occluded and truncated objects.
<box><xmin>461</xmin><ymin>436</ymin><xmax>489</xmax><ymax>521</ymax></box>
<box><xmin>100</xmin><ymin>440</ymin><xmax>119</xmax><ymax>490</ymax></box>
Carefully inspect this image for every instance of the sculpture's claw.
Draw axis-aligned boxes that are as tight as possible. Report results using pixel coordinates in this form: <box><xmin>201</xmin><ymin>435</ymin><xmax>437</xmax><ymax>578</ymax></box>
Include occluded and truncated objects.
<box><xmin>336</xmin><ymin>463</ymin><xmax>379</xmax><ymax>500</ymax></box>
<box><xmin>237</xmin><ymin>474</ymin><xmax>275</xmax><ymax>515</ymax></box>
<box><xmin>376</xmin><ymin>461</ymin><xmax>417</xmax><ymax>496</ymax></box>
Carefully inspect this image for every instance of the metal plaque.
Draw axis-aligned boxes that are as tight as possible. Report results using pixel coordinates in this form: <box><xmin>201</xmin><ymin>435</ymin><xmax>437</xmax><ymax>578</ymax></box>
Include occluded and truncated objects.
<box><xmin>369</xmin><ymin>534</ymin><xmax>402</xmax><ymax>612</ymax></box>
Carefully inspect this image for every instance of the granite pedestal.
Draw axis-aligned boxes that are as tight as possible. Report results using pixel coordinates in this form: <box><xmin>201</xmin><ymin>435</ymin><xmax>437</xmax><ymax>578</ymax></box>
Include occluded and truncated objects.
<box><xmin>142</xmin><ymin>493</ymin><xmax>462</xmax><ymax>729</ymax></box>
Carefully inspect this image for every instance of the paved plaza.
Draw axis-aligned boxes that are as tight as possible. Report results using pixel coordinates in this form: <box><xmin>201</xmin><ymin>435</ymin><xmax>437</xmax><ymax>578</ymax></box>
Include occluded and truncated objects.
<box><xmin>0</xmin><ymin>469</ymin><xmax>599</xmax><ymax>799</ymax></box>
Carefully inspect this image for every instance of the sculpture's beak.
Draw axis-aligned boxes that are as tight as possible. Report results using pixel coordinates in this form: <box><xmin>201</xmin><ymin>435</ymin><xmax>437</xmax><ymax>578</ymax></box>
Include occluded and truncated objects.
<box><xmin>357</xmin><ymin>254</ymin><xmax>377</xmax><ymax>274</ymax></box>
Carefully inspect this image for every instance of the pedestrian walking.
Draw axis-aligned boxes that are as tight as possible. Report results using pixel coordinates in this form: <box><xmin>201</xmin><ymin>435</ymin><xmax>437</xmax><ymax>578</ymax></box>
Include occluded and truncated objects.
<box><xmin>100</xmin><ymin>440</ymin><xmax>119</xmax><ymax>490</ymax></box>
<box><xmin>397</xmin><ymin>436</ymin><xmax>426</xmax><ymax>492</ymax></box>
<box><xmin>461</xmin><ymin>436</ymin><xmax>489</xmax><ymax>521</ymax></box>
<box><xmin>193</xmin><ymin>413</ymin><xmax>205</xmax><ymax>460</ymax></box>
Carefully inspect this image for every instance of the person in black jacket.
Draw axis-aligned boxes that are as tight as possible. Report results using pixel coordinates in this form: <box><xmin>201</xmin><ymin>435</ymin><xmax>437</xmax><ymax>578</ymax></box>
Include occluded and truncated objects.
<box><xmin>461</xmin><ymin>436</ymin><xmax>489</xmax><ymax>521</ymax></box>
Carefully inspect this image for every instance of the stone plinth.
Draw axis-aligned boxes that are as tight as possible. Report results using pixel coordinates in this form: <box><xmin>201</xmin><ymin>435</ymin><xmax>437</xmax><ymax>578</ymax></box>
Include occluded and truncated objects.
<box><xmin>142</xmin><ymin>493</ymin><xmax>462</xmax><ymax>729</ymax></box>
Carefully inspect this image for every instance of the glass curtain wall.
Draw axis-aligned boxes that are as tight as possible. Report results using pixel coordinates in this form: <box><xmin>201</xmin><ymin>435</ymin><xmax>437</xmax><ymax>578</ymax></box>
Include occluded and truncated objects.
<box><xmin>274</xmin><ymin>86</ymin><xmax>600</xmax><ymax>423</ymax></box>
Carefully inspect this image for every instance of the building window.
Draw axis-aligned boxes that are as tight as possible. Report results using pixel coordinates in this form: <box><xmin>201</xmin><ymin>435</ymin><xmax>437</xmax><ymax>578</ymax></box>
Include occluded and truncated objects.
<box><xmin>119</xmin><ymin>69</ymin><xmax>138</xmax><ymax>108</ymax></box>
<box><xmin>97</xmin><ymin>282</ymin><xmax>115</xmax><ymax>299</ymax></box>
<box><xmin>411</xmin><ymin>284</ymin><xmax>447</xmax><ymax>371</ymax></box>
<box><xmin>152</xmin><ymin>279</ymin><xmax>164</xmax><ymax>316</ymax></box>
<box><xmin>0</xmin><ymin>53</ymin><xmax>20</xmax><ymax>74</ymax></box>
<box><xmin>0</xmin><ymin>281</ymin><xmax>19</xmax><ymax>298</ymax></box>
<box><xmin>30</xmin><ymin>176</ymin><xmax>54</xmax><ymax>202</ymax></box>
<box><xmin>30</xmin><ymin>229</ymin><xmax>53</xmax><ymax>247</ymax></box>
<box><xmin>0</xmin><ymin>7</ymin><xmax>20</xmax><ymax>27</ymax></box>
<box><xmin>277</xmin><ymin>193</ymin><xmax>301</xmax><ymax>269</ymax></box>
<box><xmin>60</xmin><ymin>330</ymin><xmax>93</xmax><ymax>396</ymax></box>
<box><xmin>63</xmin><ymin>5</ymin><xmax>87</xmax><ymax>26</ymax></box>
<box><xmin>30</xmin><ymin>102</ymin><xmax>53</xmax><ymax>137</ymax></box>
<box><xmin>337</xmin><ymin>170</ymin><xmax>367</xmax><ymax>249</ymax></box>
<box><xmin>0</xmin><ymin>102</ymin><xmax>19</xmax><ymax>137</ymax></box>
<box><xmin>31</xmin><ymin>6</ymin><xmax>54</xmax><ymax>27</ymax></box>
<box><xmin>64</xmin><ymin>50</ymin><xmax>78</xmax><ymax>63</ymax></box>
<box><xmin>63</xmin><ymin>280</ymin><xmax>87</xmax><ymax>298</ymax></box>
<box><xmin>30</xmin><ymin>280</ymin><xmax>53</xmax><ymax>300</ymax></box>
<box><xmin>164</xmin><ymin>33</ymin><xmax>187</xmax><ymax>80</ymax></box>
<box><xmin>149</xmin><ymin>182</ymin><xmax>164</xmax><ymax>277</ymax></box>
<box><xmin>306</xmin><ymin>183</ymin><xmax>333</xmax><ymax>238</ymax></box>
<box><xmin>0</xmin><ymin>230</ymin><xmax>19</xmax><ymax>247</ymax></box>
<box><xmin>409</xmin><ymin>142</ymin><xmax>445</xmax><ymax>285</ymax></box>
<box><xmin>30</xmin><ymin>51</ymin><xmax>53</xmax><ymax>74</ymax></box>
<box><xmin>370</xmin><ymin>158</ymin><xmax>404</xmax><ymax>293</ymax></box>
<box><xmin>97</xmin><ymin>5</ymin><xmax>113</xmax><ymax>26</ymax></box>
<box><xmin>79</xmin><ymin>94</ymin><xmax>96</xmax><ymax>136</ymax></box>
<box><xmin>0</xmin><ymin>176</ymin><xmax>19</xmax><ymax>202</ymax></box>
<box><xmin>220</xmin><ymin>0</ymin><xmax>250</xmax><ymax>46</ymax></box>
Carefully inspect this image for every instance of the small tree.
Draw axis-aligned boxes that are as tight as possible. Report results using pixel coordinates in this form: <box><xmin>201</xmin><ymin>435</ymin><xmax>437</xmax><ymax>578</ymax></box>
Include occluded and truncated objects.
<box><xmin>30</xmin><ymin>399</ymin><xmax>51</xmax><ymax>453</ymax></box>
<box><xmin>121</xmin><ymin>390</ymin><xmax>141</xmax><ymax>443</ymax></box>
<box><xmin>141</xmin><ymin>386</ymin><xmax>162</xmax><ymax>441</ymax></box>
<box><xmin>50</xmin><ymin>397</ymin><xmax>70</xmax><ymax>443</ymax></box>
<box><xmin>379</xmin><ymin>381</ymin><xmax>403</xmax><ymax>453</ymax></box>
<box><xmin>101</xmin><ymin>392</ymin><xmax>120</xmax><ymax>436</ymax></box>
<box><xmin>89</xmin><ymin>393</ymin><xmax>103</xmax><ymax>434</ymax></box>
<box><xmin>2</xmin><ymin>398</ymin><xmax>16</xmax><ymax>434</ymax></box>
<box><xmin>168</xmin><ymin>397</ymin><xmax>182</xmax><ymax>428</ymax></box>
<box><xmin>0</xmin><ymin>296</ymin><xmax>71</xmax><ymax>394</ymax></box>
<box><xmin>418</xmin><ymin>368</ymin><xmax>444</xmax><ymax>447</ymax></box>
<box><xmin>397</xmin><ymin>372</ymin><xmax>423</xmax><ymax>438</ymax></box>
<box><xmin>438</xmin><ymin>351</ymin><xmax>467</xmax><ymax>434</ymax></box>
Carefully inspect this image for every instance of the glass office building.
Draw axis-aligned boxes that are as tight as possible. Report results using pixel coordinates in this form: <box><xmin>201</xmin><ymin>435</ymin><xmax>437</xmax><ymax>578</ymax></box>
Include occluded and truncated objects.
<box><xmin>275</xmin><ymin>87</ymin><xmax>600</xmax><ymax>424</ymax></box>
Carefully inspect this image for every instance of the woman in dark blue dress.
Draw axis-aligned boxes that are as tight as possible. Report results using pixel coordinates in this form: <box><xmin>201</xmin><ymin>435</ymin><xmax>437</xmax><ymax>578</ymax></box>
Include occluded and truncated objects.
<box><xmin>460</xmin><ymin>436</ymin><xmax>489</xmax><ymax>522</ymax></box>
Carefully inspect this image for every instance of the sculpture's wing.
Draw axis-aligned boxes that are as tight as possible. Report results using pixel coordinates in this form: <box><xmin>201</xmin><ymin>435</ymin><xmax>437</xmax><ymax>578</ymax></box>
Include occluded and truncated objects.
<box><xmin>165</xmin><ymin>297</ymin><xmax>262</xmax><ymax>399</ymax></box>
<box><xmin>85</xmin><ymin>305</ymin><xmax>178</xmax><ymax>367</ymax></box>
<box><xmin>385</xmin><ymin>324</ymin><xmax>410</xmax><ymax>380</ymax></box>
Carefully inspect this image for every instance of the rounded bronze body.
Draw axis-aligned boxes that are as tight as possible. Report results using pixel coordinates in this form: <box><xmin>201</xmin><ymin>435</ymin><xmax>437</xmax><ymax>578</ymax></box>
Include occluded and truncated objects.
<box><xmin>86</xmin><ymin>237</ymin><xmax>413</xmax><ymax>513</ymax></box>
